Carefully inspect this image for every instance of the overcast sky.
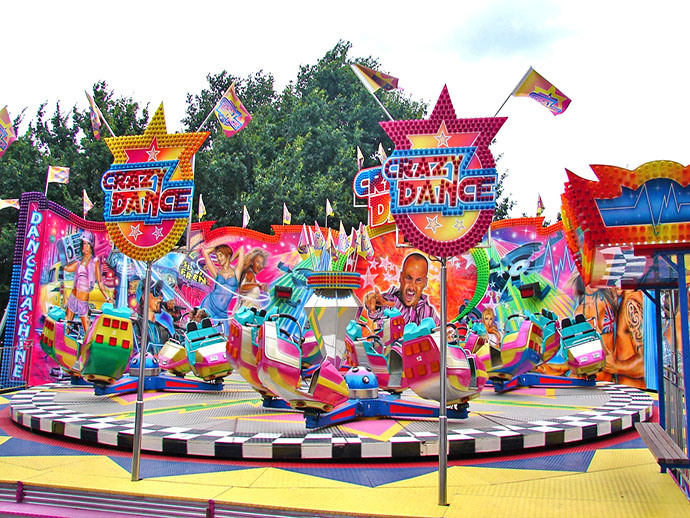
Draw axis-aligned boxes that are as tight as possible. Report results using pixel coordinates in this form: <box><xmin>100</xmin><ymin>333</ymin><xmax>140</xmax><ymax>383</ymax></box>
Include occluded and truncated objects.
<box><xmin>4</xmin><ymin>0</ymin><xmax>689</xmax><ymax>222</ymax></box>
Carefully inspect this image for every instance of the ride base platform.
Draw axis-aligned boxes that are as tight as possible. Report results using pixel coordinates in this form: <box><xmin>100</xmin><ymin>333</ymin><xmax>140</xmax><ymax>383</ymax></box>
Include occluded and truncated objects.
<box><xmin>9</xmin><ymin>372</ymin><xmax>653</xmax><ymax>461</ymax></box>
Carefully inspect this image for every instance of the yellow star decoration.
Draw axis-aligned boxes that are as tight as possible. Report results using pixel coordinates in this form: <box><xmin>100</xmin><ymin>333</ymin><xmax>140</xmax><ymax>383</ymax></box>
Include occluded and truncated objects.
<box><xmin>103</xmin><ymin>104</ymin><xmax>209</xmax><ymax>261</ymax></box>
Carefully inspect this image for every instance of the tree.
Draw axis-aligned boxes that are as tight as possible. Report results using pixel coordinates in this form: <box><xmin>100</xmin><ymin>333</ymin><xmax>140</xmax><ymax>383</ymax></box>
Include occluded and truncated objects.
<box><xmin>183</xmin><ymin>41</ymin><xmax>425</xmax><ymax>233</ymax></box>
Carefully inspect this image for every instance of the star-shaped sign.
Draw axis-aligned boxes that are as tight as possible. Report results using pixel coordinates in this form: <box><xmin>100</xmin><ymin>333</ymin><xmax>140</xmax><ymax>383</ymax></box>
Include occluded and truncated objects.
<box><xmin>378</xmin><ymin>86</ymin><xmax>506</xmax><ymax>257</ymax></box>
<box><xmin>102</xmin><ymin>104</ymin><xmax>209</xmax><ymax>261</ymax></box>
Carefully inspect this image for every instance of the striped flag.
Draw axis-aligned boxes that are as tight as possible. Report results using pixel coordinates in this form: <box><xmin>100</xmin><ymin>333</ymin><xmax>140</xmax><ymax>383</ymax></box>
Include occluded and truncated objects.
<box><xmin>282</xmin><ymin>202</ymin><xmax>291</xmax><ymax>225</ymax></box>
<box><xmin>0</xmin><ymin>198</ymin><xmax>19</xmax><ymax>211</ymax></box>
<box><xmin>512</xmin><ymin>67</ymin><xmax>571</xmax><ymax>116</ymax></box>
<box><xmin>46</xmin><ymin>166</ymin><xmax>69</xmax><ymax>185</ymax></box>
<box><xmin>82</xmin><ymin>189</ymin><xmax>94</xmax><ymax>218</ymax></box>
<box><xmin>326</xmin><ymin>199</ymin><xmax>334</xmax><ymax>217</ymax></box>
<box><xmin>350</xmin><ymin>64</ymin><xmax>399</xmax><ymax>94</ymax></box>
<box><xmin>356</xmin><ymin>146</ymin><xmax>364</xmax><ymax>170</ymax></box>
<box><xmin>199</xmin><ymin>194</ymin><xmax>206</xmax><ymax>221</ymax></box>
<box><xmin>214</xmin><ymin>83</ymin><xmax>252</xmax><ymax>137</ymax></box>
<box><xmin>0</xmin><ymin>106</ymin><xmax>17</xmax><ymax>158</ymax></box>
<box><xmin>85</xmin><ymin>91</ymin><xmax>102</xmax><ymax>139</ymax></box>
<box><xmin>242</xmin><ymin>205</ymin><xmax>250</xmax><ymax>228</ymax></box>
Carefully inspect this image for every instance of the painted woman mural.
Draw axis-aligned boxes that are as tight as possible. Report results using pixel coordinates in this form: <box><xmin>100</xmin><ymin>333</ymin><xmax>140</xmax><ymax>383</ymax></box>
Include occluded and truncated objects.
<box><xmin>200</xmin><ymin>244</ymin><xmax>245</xmax><ymax>332</ymax></box>
<box><xmin>63</xmin><ymin>230</ymin><xmax>112</xmax><ymax>331</ymax></box>
<box><xmin>238</xmin><ymin>248</ymin><xmax>269</xmax><ymax>309</ymax></box>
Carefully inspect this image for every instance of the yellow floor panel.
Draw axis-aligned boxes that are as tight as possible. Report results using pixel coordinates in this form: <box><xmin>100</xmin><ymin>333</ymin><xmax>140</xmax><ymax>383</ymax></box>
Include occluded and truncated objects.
<box><xmin>0</xmin><ymin>461</ymin><xmax>44</xmax><ymax>481</ymax></box>
<box><xmin>586</xmin><ymin>448</ymin><xmax>659</xmax><ymax>472</ymax></box>
<box><xmin>458</xmin><ymin>465</ymin><xmax>688</xmax><ymax>505</ymax></box>
<box><xmin>214</xmin><ymin>487</ymin><xmax>448</xmax><ymax>518</ymax></box>
<box><xmin>382</xmin><ymin>465</ymin><xmax>576</xmax><ymax>489</ymax></box>
<box><xmin>0</xmin><ymin>455</ymin><xmax>127</xmax><ymax>475</ymax></box>
<box><xmin>153</xmin><ymin>467</ymin><xmax>268</xmax><ymax>488</ymax></box>
<box><xmin>248</xmin><ymin>467</ymin><xmax>361</xmax><ymax>488</ymax></box>
<box><xmin>446</xmin><ymin>493</ymin><xmax>689</xmax><ymax>518</ymax></box>
<box><xmin>15</xmin><ymin>471</ymin><xmax>231</xmax><ymax>501</ymax></box>
<box><xmin>0</xmin><ymin>436</ymin><xmax>11</xmax><ymax>446</ymax></box>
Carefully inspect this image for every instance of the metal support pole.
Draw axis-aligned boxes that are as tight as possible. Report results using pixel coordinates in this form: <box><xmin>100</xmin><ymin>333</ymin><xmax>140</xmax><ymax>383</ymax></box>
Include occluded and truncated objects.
<box><xmin>131</xmin><ymin>261</ymin><xmax>152</xmax><ymax>481</ymax></box>
<box><xmin>676</xmin><ymin>253</ymin><xmax>690</xmax><ymax>456</ymax></box>
<box><xmin>654</xmin><ymin>289</ymin><xmax>666</xmax><ymax>430</ymax></box>
<box><xmin>186</xmin><ymin>156</ymin><xmax>195</xmax><ymax>252</ymax></box>
<box><xmin>438</xmin><ymin>256</ymin><xmax>448</xmax><ymax>506</ymax></box>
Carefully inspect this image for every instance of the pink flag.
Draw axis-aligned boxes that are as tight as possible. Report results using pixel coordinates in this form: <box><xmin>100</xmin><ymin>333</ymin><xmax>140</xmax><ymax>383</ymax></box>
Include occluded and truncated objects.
<box><xmin>0</xmin><ymin>106</ymin><xmax>17</xmax><ymax>158</ymax></box>
<box><xmin>83</xmin><ymin>189</ymin><xmax>94</xmax><ymax>218</ymax></box>
<box><xmin>85</xmin><ymin>91</ymin><xmax>102</xmax><ymax>139</ymax></box>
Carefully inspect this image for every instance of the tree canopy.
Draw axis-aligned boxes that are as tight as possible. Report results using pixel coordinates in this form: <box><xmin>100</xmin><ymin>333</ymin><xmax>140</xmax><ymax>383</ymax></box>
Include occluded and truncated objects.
<box><xmin>0</xmin><ymin>40</ymin><xmax>515</xmax><ymax>307</ymax></box>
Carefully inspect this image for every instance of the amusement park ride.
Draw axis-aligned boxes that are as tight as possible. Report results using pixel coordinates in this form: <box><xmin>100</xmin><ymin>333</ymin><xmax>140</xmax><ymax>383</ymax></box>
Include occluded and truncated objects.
<box><xmin>38</xmin><ymin>266</ymin><xmax>607</xmax><ymax>428</ymax></box>
<box><xmin>23</xmin><ymin>90</ymin><xmax>610</xmax><ymax>433</ymax></box>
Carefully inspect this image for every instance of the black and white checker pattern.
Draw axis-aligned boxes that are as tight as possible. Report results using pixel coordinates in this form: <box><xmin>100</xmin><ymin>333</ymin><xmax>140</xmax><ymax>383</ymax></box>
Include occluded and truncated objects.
<box><xmin>9</xmin><ymin>383</ymin><xmax>653</xmax><ymax>460</ymax></box>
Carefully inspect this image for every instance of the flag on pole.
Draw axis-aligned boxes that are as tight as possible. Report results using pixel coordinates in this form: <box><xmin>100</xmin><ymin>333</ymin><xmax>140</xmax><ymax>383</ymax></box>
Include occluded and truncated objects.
<box><xmin>536</xmin><ymin>194</ymin><xmax>545</xmax><ymax>217</ymax></box>
<box><xmin>350</xmin><ymin>64</ymin><xmax>399</xmax><ymax>94</ymax></box>
<box><xmin>214</xmin><ymin>83</ymin><xmax>252</xmax><ymax>137</ymax></box>
<box><xmin>46</xmin><ymin>166</ymin><xmax>69</xmax><ymax>185</ymax></box>
<box><xmin>282</xmin><ymin>202</ymin><xmax>292</xmax><ymax>225</ymax></box>
<box><xmin>356</xmin><ymin>146</ymin><xmax>364</xmax><ymax>170</ymax></box>
<box><xmin>82</xmin><ymin>189</ymin><xmax>94</xmax><ymax>218</ymax></box>
<box><xmin>297</xmin><ymin>224</ymin><xmax>310</xmax><ymax>254</ymax></box>
<box><xmin>512</xmin><ymin>67</ymin><xmax>571</xmax><ymax>116</ymax></box>
<box><xmin>376</xmin><ymin>143</ymin><xmax>387</xmax><ymax>165</ymax></box>
<box><xmin>337</xmin><ymin>221</ymin><xmax>349</xmax><ymax>254</ymax></box>
<box><xmin>242</xmin><ymin>205</ymin><xmax>250</xmax><ymax>228</ymax></box>
<box><xmin>357</xmin><ymin>223</ymin><xmax>374</xmax><ymax>259</ymax></box>
<box><xmin>312</xmin><ymin>221</ymin><xmax>326</xmax><ymax>251</ymax></box>
<box><xmin>326</xmin><ymin>199</ymin><xmax>334</xmax><ymax>217</ymax></box>
<box><xmin>199</xmin><ymin>194</ymin><xmax>206</xmax><ymax>221</ymax></box>
<box><xmin>0</xmin><ymin>199</ymin><xmax>19</xmax><ymax>211</ymax></box>
<box><xmin>0</xmin><ymin>106</ymin><xmax>17</xmax><ymax>159</ymax></box>
<box><xmin>85</xmin><ymin>91</ymin><xmax>102</xmax><ymax>139</ymax></box>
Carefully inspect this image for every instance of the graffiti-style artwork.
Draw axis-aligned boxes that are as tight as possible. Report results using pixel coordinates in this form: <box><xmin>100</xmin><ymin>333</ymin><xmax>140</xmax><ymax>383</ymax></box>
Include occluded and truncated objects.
<box><xmin>2</xmin><ymin>194</ymin><xmax>650</xmax><ymax>389</ymax></box>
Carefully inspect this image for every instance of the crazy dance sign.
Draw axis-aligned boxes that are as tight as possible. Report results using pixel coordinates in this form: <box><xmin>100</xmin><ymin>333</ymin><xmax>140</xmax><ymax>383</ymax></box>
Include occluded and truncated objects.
<box><xmin>101</xmin><ymin>104</ymin><xmax>208</xmax><ymax>261</ymax></box>
<box><xmin>379</xmin><ymin>86</ymin><xmax>506</xmax><ymax>256</ymax></box>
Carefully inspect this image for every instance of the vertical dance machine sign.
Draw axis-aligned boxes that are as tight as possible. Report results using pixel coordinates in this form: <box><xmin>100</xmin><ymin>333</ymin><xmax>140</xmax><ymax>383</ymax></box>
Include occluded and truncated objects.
<box><xmin>101</xmin><ymin>104</ymin><xmax>208</xmax><ymax>261</ymax></box>
<box><xmin>380</xmin><ymin>86</ymin><xmax>505</xmax><ymax>257</ymax></box>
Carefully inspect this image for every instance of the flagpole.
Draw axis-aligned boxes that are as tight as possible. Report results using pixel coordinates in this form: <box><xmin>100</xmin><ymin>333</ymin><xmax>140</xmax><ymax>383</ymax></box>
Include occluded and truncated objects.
<box><xmin>494</xmin><ymin>67</ymin><xmax>532</xmax><ymax>117</ymax></box>
<box><xmin>186</xmin><ymin>156</ymin><xmax>195</xmax><ymax>252</ymax></box>
<box><xmin>369</xmin><ymin>92</ymin><xmax>394</xmax><ymax>121</ymax></box>
<box><xmin>99</xmin><ymin>110</ymin><xmax>116</xmax><ymax>138</ymax></box>
<box><xmin>44</xmin><ymin>170</ymin><xmax>49</xmax><ymax>197</ymax></box>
